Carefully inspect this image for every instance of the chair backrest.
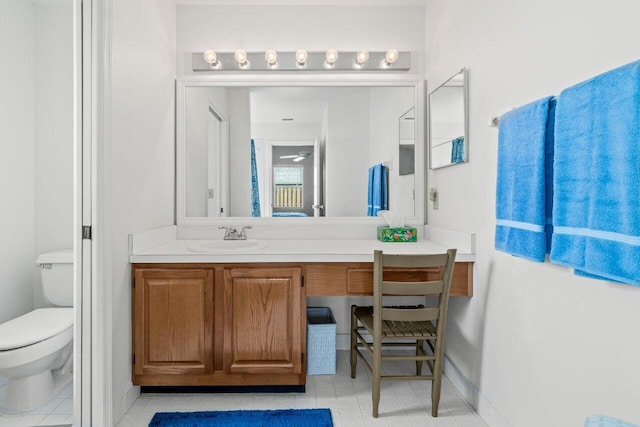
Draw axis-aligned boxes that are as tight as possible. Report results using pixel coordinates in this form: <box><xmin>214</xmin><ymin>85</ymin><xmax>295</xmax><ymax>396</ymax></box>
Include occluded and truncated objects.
<box><xmin>373</xmin><ymin>249</ymin><xmax>457</xmax><ymax>335</ymax></box>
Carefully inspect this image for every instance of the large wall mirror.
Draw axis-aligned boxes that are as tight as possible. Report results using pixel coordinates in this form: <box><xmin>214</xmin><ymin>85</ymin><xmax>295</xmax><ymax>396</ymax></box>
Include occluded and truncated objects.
<box><xmin>176</xmin><ymin>79</ymin><xmax>424</xmax><ymax>225</ymax></box>
<box><xmin>429</xmin><ymin>68</ymin><xmax>468</xmax><ymax>169</ymax></box>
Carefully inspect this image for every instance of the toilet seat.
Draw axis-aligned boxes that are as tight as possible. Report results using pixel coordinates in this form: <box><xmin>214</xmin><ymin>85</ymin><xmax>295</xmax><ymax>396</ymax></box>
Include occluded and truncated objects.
<box><xmin>0</xmin><ymin>308</ymin><xmax>74</xmax><ymax>351</ymax></box>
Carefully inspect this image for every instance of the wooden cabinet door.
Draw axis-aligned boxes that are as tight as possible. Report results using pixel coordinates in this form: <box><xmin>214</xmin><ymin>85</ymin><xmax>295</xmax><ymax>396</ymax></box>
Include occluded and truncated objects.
<box><xmin>223</xmin><ymin>266</ymin><xmax>304</xmax><ymax>375</ymax></box>
<box><xmin>133</xmin><ymin>268</ymin><xmax>214</xmax><ymax>377</ymax></box>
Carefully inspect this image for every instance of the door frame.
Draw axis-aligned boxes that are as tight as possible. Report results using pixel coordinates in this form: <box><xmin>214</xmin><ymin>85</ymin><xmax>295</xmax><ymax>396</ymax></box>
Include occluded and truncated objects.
<box><xmin>77</xmin><ymin>0</ymin><xmax>113</xmax><ymax>425</ymax></box>
<box><xmin>75</xmin><ymin>0</ymin><xmax>93</xmax><ymax>424</ymax></box>
<box><xmin>265</xmin><ymin>139</ymin><xmax>315</xmax><ymax>217</ymax></box>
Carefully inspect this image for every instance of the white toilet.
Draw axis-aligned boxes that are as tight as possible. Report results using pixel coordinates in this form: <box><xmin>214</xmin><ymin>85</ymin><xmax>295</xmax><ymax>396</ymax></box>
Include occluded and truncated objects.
<box><xmin>0</xmin><ymin>249</ymin><xmax>74</xmax><ymax>414</ymax></box>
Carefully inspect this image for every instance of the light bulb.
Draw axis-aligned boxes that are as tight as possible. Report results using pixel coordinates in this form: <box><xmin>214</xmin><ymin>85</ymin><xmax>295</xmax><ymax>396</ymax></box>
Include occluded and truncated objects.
<box><xmin>265</xmin><ymin>49</ymin><xmax>278</xmax><ymax>66</ymax></box>
<box><xmin>385</xmin><ymin>49</ymin><xmax>399</xmax><ymax>66</ymax></box>
<box><xmin>234</xmin><ymin>49</ymin><xmax>249</xmax><ymax>66</ymax></box>
<box><xmin>325</xmin><ymin>49</ymin><xmax>338</xmax><ymax>66</ymax></box>
<box><xmin>203</xmin><ymin>49</ymin><xmax>218</xmax><ymax>65</ymax></box>
<box><xmin>295</xmin><ymin>49</ymin><xmax>308</xmax><ymax>66</ymax></box>
<box><xmin>355</xmin><ymin>50</ymin><xmax>369</xmax><ymax>65</ymax></box>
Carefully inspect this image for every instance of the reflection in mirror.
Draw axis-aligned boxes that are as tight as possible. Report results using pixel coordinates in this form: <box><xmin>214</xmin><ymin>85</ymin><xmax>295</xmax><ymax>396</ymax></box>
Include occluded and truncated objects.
<box><xmin>429</xmin><ymin>68</ymin><xmax>468</xmax><ymax>169</ymax></box>
<box><xmin>177</xmin><ymin>83</ymin><xmax>418</xmax><ymax>221</ymax></box>
<box><xmin>399</xmin><ymin>107</ymin><xmax>415</xmax><ymax>175</ymax></box>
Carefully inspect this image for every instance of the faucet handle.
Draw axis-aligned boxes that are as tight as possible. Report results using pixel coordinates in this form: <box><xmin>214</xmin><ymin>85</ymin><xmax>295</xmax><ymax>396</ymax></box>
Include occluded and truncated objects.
<box><xmin>239</xmin><ymin>226</ymin><xmax>252</xmax><ymax>238</ymax></box>
<box><xmin>218</xmin><ymin>226</ymin><xmax>232</xmax><ymax>239</ymax></box>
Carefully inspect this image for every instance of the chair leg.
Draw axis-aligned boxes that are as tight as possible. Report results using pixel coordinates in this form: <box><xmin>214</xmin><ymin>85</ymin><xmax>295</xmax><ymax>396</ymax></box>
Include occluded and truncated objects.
<box><xmin>431</xmin><ymin>358</ymin><xmax>443</xmax><ymax>417</ymax></box>
<box><xmin>416</xmin><ymin>340</ymin><xmax>423</xmax><ymax>375</ymax></box>
<box><xmin>372</xmin><ymin>347</ymin><xmax>381</xmax><ymax>418</ymax></box>
<box><xmin>350</xmin><ymin>305</ymin><xmax>357</xmax><ymax>379</ymax></box>
<box><xmin>431</xmin><ymin>378</ymin><xmax>441</xmax><ymax>417</ymax></box>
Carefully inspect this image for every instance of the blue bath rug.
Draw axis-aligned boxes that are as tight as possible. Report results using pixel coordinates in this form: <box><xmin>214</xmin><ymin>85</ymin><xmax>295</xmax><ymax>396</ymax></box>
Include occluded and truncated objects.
<box><xmin>148</xmin><ymin>408</ymin><xmax>333</xmax><ymax>426</ymax></box>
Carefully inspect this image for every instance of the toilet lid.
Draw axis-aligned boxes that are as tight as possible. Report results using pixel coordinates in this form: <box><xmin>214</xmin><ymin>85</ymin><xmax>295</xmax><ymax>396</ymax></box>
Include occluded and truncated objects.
<box><xmin>0</xmin><ymin>308</ymin><xmax>74</xmax><ymax>351</ymax></box>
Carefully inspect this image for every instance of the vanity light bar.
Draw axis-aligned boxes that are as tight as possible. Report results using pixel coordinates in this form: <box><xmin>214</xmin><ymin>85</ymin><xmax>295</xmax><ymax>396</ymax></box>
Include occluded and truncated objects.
<box><xmin>193</xmin><ymin>50</ymin><xmax>411</xmax><ymax>72</ymax></box>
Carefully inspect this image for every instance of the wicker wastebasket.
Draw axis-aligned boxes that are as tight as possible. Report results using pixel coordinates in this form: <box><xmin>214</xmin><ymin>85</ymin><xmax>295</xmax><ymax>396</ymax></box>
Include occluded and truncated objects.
<box><xmin>306</xmin><ymin>307</ymin><xmax>336</xmax><ymax>375</ymax></box>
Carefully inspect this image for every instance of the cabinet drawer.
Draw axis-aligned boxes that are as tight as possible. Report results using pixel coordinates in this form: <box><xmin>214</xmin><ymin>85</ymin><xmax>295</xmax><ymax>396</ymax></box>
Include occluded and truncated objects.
<box><xmin>305</xmin><ymin>262</ymin><xmax>473</xmax><ymax>296</ymax></box>
<box><xmin>347</xmin><ymin>268</ymin><xmax>440</xmax><ymax>295</ymax></box>
<box><xmin>305</xmin><ymin>264</ymin><xmax>349</xmax><ymax>295</ymax></box>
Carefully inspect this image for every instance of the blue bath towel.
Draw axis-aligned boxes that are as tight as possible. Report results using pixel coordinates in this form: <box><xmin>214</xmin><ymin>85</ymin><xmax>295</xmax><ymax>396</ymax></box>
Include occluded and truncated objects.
<box><xmin>495</xmin><ymin>96</ymin><xmax>556</xmax><ymax>262</ymax></box>
<box><xmin>550</xmin><ymin>60</ymin><xmax>640</xmax><ymax>286</ymax></box>
<box><xmin>367</xmin><ymin>163</ymin><xmax>388</xmax><ymax>216</ymax></box>
<box><xmin>450</xmin><ymin>136</ymin><xmax>465</xmax><ymax>163</ymax></box>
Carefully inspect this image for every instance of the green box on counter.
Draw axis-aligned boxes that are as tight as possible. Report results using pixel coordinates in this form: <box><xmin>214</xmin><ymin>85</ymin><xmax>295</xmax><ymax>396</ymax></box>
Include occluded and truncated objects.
<box><xmin>376</xmin><ymin>226</ymin><xmax>417</xmax><ymax>242</ymax></box>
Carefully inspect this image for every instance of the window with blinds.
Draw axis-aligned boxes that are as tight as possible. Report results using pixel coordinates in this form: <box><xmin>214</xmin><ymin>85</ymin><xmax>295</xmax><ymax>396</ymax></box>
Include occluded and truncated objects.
<box><xmin>273</xmin><ymin>166</ymin><xmax>303</xmax><ymax>208</ymax></box>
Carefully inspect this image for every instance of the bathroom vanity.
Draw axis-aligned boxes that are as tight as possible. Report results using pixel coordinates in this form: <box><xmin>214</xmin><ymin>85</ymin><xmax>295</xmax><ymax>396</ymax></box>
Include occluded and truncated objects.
<box><xmin>131</xmin><ymin>71</ymin><xmax>474</xmax><ymax>388</ymax></box>
<box><xmin>130</xmin><ymin>236</ymin><xmax>474</xmax><ymax>388</ymax></box>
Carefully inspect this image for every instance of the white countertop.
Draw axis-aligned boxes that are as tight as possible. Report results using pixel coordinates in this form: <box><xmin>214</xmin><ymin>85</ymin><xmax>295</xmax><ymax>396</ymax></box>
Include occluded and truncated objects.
<box><xmin>129</xmin><ymin>239</ymin><xmax>475</xmax><ymax>263</ymax></box>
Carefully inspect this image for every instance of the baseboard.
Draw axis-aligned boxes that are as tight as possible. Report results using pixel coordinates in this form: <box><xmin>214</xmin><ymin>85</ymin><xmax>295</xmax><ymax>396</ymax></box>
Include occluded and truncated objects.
<box><xmin>444</xmin><ymin>356</ymin><xmax>513</xmax><ymax>427</ymax></box>
<box><xmin>141</xmin><ymin>385</ymin><xmax>305</xmax><ymax>394</ymax></box>
<box><xmin>337</xmin><ymin>333</ymin><xmax>350</xmax><ymax>350</ymax></box>
<box><xmin>113</xmin><ymin>383</ymin><xmax>140</xmax><ymax>426</ymax></box>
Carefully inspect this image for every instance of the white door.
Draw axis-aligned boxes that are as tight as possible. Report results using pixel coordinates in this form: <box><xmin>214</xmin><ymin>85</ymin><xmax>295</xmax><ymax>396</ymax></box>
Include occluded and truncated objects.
<box><xmin>207</xmin><ymin>107</ymin><xmax>222</xmax><ymax>217</ymax></box>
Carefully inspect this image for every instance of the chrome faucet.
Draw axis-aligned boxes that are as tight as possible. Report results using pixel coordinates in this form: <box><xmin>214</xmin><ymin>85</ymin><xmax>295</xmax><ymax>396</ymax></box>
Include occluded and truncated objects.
<box><xmin>219</xmin><ymin>226</ymin><xmax>251</xmax><ymax>240</ymax></box>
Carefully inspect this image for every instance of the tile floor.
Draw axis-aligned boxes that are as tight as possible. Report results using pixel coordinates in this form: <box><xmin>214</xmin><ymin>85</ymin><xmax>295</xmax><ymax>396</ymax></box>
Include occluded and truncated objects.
<box><xmin>0</xmin><ymin>378</ymin><xmax>74</xmax><ymax>427</ymax></box>
<box><xmin>118</xmin><ymin>351</ymin><xmax>488</xmax><ymax>427</ymax></box>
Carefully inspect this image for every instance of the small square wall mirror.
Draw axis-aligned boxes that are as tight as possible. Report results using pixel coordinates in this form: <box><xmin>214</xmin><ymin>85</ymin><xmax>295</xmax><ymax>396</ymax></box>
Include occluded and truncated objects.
<box><xmin>429</xmin><ymin>68</ymin><xmax>468</xmax><ymax>169</ymax></box>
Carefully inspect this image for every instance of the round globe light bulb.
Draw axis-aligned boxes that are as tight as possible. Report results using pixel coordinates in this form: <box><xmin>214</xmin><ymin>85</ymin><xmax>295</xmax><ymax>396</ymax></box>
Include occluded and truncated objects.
<box><xmin>203</xmin><ymin>50</ymin><xmax>217</xmax><ymax>64</ymax></box>
<box><xmin>355</xmin><ymin>50</ymin><xmax>369</xmax><ymax>65</ymax></box>
<box><xmin>385</xmin><ymin>49</ymin><xmax>399</xmax><ymax>65</ymax></box>
<box><xmin>265</xmin><ymin>49</ymin><xmax>278</xmax><ymax>66</ymax></box>
<box><xmin>296</xmin><ymin>49</ymin><xmax>308</xmax><ymax>65</ymax></box>
<box><xmin>325</xmin><ymin>49</ymin><xmax>338</xmax><ymax>65</ymax></box>
<box><xmin>234</xmin><ymin>49</ymin><xmax>248</xmax><ymax>65</ymax></box>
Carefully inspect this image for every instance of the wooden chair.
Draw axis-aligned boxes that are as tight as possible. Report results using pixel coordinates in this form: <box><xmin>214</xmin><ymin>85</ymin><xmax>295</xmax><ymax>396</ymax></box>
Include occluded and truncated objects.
<box><xmin>350</xmin><ymin>249</ymin><xmax>457</xmax><ymax>418</ymax></box>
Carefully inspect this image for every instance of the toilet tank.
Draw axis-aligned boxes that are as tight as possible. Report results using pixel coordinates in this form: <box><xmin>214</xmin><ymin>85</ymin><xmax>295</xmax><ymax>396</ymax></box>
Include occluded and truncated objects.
<box><xmin>35</xmin><ymin>249</ymin><xmax>74</xmax><ymax>307</ymax></box>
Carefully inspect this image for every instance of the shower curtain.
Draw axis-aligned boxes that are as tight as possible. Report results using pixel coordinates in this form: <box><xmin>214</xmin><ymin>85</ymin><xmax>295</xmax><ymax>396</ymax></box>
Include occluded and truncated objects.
<box><xmin>250</xmin><ymin>139</ymin><xmax>261</xmax><ymax>217</ymax></box>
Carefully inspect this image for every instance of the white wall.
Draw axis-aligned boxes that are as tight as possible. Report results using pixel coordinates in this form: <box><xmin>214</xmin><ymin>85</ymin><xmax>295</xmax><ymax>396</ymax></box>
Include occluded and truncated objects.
<box><xmin>227</xmin><ymin>88</ymin><xmax>252</xmax><ymax>217</ymax></box>
<box><xmin>424</xmin><ymin>0</ymin><xmax>640</xmax><ymax>426</ymax></box>
<box><xmin>34</xmin><ymin>0</ymin><xmax>74</xmax><ymax>308</ymax></box>
<box><xmin>110</xmin><ymin>0</ymin><xmax>176</xmax><ymax>419</ymax></box>
<box><xmin>0</xmin><ymin>0</ymin><xmax>73</xmax><ymax>322</ymax></box>
<box><xmin>176</xmin><ymin>5</ymin><xmax>425</xmax><ymax>75</ymax></box>
<box><xmin>0</xmin><ymin>1</ymin><xmax>35</xmax><ymax>324</ymax></box>
<box><xmin>325</xmin><ymin>89</ymin><xmax>370</xmax><ymax>216</ymax></box>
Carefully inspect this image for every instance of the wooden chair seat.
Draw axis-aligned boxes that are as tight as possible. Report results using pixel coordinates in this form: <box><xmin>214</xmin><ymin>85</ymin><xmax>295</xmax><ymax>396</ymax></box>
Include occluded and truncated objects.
<box><xmin>353</xmin><ymin>306</ymin><xmax>437</xmax><ymax>339</ymax></box>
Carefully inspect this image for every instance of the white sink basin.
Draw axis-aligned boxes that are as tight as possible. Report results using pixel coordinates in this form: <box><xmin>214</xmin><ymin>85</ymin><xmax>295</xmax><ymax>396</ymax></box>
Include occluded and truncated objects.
<box><xmin>188</xmin><ymin>239</ymin><xmax>269</xmax><ymax>253</ymax></box>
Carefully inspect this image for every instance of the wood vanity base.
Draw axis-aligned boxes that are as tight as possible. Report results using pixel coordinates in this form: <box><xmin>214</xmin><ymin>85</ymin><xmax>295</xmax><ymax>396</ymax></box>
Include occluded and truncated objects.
<box><xmin>131</xmin><ymin>261</ymin><xmax>472</xmax><ymax>387</ymax></box>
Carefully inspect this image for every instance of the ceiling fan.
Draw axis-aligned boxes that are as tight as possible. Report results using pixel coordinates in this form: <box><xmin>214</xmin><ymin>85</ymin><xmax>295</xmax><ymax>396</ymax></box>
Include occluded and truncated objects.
<box><xmin>279</xmin><ymin>152</ymin><xmax>310</xmax><ymax>162</ymax></box>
